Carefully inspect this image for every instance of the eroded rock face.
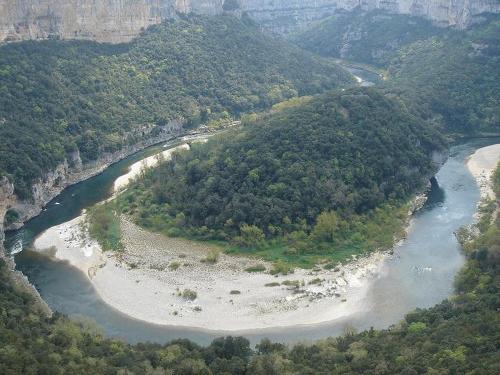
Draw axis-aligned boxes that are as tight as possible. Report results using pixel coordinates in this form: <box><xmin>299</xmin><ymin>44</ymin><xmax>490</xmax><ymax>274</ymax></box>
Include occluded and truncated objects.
<box><xmin>1</xmin><ymin>0</ymin><xmax>498</xmax><ymax>43</ymax></box>
<box><xmin>0</xmin><ymin>121</ymin><xmax>184</xmax><ymax>230</ymax></box>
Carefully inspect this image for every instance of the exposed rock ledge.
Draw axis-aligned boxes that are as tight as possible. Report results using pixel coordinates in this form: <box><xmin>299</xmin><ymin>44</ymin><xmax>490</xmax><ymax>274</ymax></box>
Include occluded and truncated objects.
<box><xmin>1</xmin><ymin>121</ymin><xmax>184</xmax><ymax>231</ymax></box>
<box><xmin>0</xmin><ymin>121</ymin><xmax>187</xmax><ymax>313</ymax></box>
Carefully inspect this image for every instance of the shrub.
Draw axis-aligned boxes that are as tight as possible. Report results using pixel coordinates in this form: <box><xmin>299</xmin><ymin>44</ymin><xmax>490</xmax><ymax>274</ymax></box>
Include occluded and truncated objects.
<box><xmin>182</xmin><ymin>289</ymin><xmax>197</xmax><ymax>301</ymax></box>
<box><xmin>201</xmin><ymin>248</ymin><xmax>221</xmax><ymax>264</ymax></box>
<box><xmin>264</xmin><ymin>282</ymin><xmax>280</xmax><ymax>287</ymax></box>
<box><xmin>270</xmin><ymin>261</ymin><xmax>294</xmax><ymax>275</ymax></box>
<box><xmin>169</xmin><ymin>262</ymin><xmax>181</xmax><ymax>271</ymax></box>
<box><xmin>245</xmin><ymin>264</ymin><xmax>266</xmax><ymax>273</ymax></box>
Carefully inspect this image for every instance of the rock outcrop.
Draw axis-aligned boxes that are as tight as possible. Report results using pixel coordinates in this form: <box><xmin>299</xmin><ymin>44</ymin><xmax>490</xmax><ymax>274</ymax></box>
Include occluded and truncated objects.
<box><xmin>1</xmin><ymin>0</ymin><xmax>499</xmax><ymax>43</ymax></box>
<box><xmin>1</xmin><ymin>121</ymin><xmax>183</xmax><ymax>231</ymax></box>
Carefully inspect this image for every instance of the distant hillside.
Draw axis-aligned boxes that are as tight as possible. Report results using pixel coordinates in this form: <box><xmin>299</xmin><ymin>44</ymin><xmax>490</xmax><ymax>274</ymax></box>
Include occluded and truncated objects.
<box><xmin>292</xmin><ymin>10</ymin><xmax>442</xmax><ymax>66</ymax></box>
<box><xmin>0</xmin><ymin>15</ymin><xmax>350</xmax><ymax>199</ymax></box>
<box><xmin>386</xmin><ymin>17</ymin><xmax>500</xmax><ymax>134</ymax></box>
<box><xmin>117</xmin><ymin>88</ymin><xmax>445</xmax><ymax>266</ymax></box>
<box><xmin>294</xmin><ymin>11</ymin><xmax>500</xmax><ymax>134</ymax></box>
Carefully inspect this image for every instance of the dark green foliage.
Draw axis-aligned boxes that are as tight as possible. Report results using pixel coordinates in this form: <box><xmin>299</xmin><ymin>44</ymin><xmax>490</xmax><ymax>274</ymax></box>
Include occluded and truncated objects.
<box><xmin>116</xmin><ymin>88</ymin><xmax>445</xmax><ymax>265</ymax></box>
<box><xmin>86</xmin><ymin>203</ymin><xmax>124</xmax><ymax>252</ymax></box>
<box><xmin>0</xmin><ymin>15</ymin><xmax>350</xmax><ymax>199</ymax></box>
<box><xmin>386</xmin><ymin>17</ymin><xmax>500</xmax><ymax>133</ymax></box>
<box><xmin>292</xmin><ymin>9</ymin><xmax>441</xmax><ymax>66</ymax></box>
<box><xmin>3</xmin><ymin>209</ymin><xmax>19</xmax><ymax>227</ymax></box>
<box><xmin>295</xmin><ymin>10</ymin><xmax>500</xmax><ymax>135</ymax></box>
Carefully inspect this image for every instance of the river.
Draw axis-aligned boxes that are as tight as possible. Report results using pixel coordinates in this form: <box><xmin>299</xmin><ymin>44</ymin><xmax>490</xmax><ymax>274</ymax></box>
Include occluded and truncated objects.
<box><xmin>3</xmin><ymin>135</ymin><xmax>498</xmax><ymax>346</ymax></box>
<box><xmin>2</xmin><ymin>62</ymin><xmax>498</xmax><ymax>345</ymax></box>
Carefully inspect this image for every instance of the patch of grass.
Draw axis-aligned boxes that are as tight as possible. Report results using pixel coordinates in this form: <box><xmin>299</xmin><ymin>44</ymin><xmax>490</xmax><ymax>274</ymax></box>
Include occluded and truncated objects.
<box><xmin>264</xmin><ymin>282</ymin><xmax>280</xmax><ymax>287</ymax></box>
<box><xmin>309</xmin><ymin>278</ymin><xmax>323</xmax><ymax>285</ymax></box>
<box><xmin>182</xmin><ymin>289</ymin><xmax>197</xmax><ymax>301</ymax></box>
<box><xmin>201</xmin><ymin>248</ymin><xmax>221</xmax><ymax>264</ymax></box>
<box><xmin>245</xmin><ymin>264</ymin><xmax>266</xmax><ymax>273</ymax></box>
<box><xmin>86</xmin><ymin>203</ymin><xmax>124</xmax><ymax>252</ymax></box>
<box><xmin>169</xmin><ymin>262</ymin><xmax>181</xmax><ymax>271</ymax></box>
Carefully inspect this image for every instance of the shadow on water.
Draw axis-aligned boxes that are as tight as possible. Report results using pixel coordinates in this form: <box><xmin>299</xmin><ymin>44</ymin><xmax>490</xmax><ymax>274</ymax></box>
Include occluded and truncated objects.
<box><xmin>422</xmin><ymin>177</ymin><xmax>446</xmax><ymax>211</ymax></box>
<box><xmin>3</xmin><ymin>136</ymin><xmax>500</xmax><ymax>346</ymax></box>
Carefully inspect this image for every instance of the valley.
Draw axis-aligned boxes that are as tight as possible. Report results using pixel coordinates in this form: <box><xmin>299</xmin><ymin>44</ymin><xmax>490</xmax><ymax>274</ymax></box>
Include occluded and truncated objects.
<box><xmin>1</xmin><ymin>5</ymin><xmax>499</xmax><ymax>374</ymax></box>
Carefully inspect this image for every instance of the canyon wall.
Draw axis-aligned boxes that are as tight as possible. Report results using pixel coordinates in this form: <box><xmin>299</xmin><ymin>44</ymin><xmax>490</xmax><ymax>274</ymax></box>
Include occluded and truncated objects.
<box><xmin>1</xmin><ymin>0</ymin><xmax>499</xmax><ymax>43</ymax></box>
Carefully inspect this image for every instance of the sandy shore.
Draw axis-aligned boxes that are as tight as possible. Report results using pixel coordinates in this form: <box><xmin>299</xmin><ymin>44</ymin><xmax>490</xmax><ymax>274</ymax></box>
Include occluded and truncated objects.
<box><xmin>34</xmin><ymin>214</ymin><xmax>389</xmax><ymax>330</ymax></box>
<box><xmin>114</xmin><ymin>136</ymin><xmax>210</xmax><ymax>193</ymax></box>
<box><xmin>467</xmin><ymin>143</ymin><xmax>500</xmax><ymax>200</ymax></box>
<box><xmin>114</xmin><ymin>144</ymin><xmax>190</xmax><ymax>193</ymax></box>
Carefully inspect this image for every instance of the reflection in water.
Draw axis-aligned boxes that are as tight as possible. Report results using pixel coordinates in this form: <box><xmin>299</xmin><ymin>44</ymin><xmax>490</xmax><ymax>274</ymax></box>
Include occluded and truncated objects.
<box><xmin>3</xmin><ymin>131</ymin><xmax>499</xmax><ymax>345</ymax></box>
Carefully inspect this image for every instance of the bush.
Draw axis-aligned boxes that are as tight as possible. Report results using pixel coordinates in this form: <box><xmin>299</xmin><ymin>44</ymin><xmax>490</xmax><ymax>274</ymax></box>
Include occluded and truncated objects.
<box><xmin>201</xmin><ymin>248</ymin><xmax>221</xmax><ymax>264</ymax></box>
<box><xmin>169</xmin><ymin>262</ymin><xmax>181</xmax><ymax>271</ymax></box>
<box><xmin>182</xmin><ymin>289</ymin><xmax>197</xmax><ymax>301</ymax></box>
<box><xmin>270</xmin><ymin>261</ymin><xmax>294</xmax><ymax>275</ymax></box>
<box><xmin>265</xmin><ymin>282</ymin><xmax>280</xmax><ymax>287</ymax></box>
<box><xmin>245</xmin><ymin>265</ymin><xmax>266</xmax><ymax>273</ymax></box>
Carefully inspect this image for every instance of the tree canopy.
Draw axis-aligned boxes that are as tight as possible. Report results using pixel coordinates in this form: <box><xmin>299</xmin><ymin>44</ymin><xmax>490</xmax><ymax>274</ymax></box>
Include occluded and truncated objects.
<box><xmin>116</xmin><ymin>88</ymin><xmax>445</xmax><ymax>265</ymax></box>
<box><xmin>0</xmin><ymin>15</ymin><xmax>350</xmax><ymax>199</ymax></box>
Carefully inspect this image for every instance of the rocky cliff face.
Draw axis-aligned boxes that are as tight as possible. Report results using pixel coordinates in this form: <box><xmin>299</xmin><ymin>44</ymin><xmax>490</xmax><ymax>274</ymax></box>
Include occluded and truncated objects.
<box><xmin>1</xmin><ymin>0</ymin><xmax>498</xmax><ymax>43</ymax></box>
<box><xmin>1</xmin><ymin>121</ymin><xmax>183</xmax><ymax>232</ymax></box>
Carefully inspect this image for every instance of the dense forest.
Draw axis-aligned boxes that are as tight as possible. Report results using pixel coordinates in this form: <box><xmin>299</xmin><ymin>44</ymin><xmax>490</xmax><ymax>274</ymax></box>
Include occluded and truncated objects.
<box><xmin>1</xmin><ymin>164</ymin><xmax>498</xmax><ymax>374</ymax></box>
<box><xmin>115</xmin><ymin>88</ymin><xmax>445</xmax><ymax>266</ymax></box>
<box><xmin>292</xmin><ymin>9</ymin><xmax>441</xmax><ymax>66</ymax></box>
<box><xmin>386</xmin><ymin>16</ymin><xmax>500</xmax><ymax>134</ymax></box>
<box><xmin>294</xmin><ymin>12</ymin><xmax>500</xmax><ymax>134</ymax></box>
<box><xmin>0</xmin><ymin>14</ymin><xmax>350</xmax><ymax>199</ymax></box>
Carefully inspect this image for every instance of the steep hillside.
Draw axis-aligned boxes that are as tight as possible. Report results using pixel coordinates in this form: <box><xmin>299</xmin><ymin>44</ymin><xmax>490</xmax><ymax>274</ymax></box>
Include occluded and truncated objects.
<box><xmin>0</xmin><ymin>15</ymin><xmax>350</xmax><ymax>201</ymax></box>
<box><xmin>386</xmin><ymin>16</ymin><xmax>500</xmax><ymax>134</ymax></box>
<box><xmin>294</xmin><ymin>11</ymin><xmax>500</xmax><ymax>134</ymax></box>
<box><xmin>116</xmin><ymin>88</ymin><xmax>445</xmax><ymax>266</ymax></box>
<box><xmin>292</xmin><ymin>10</ymin><xmax>442</xmax><ymax>66</ymax></box>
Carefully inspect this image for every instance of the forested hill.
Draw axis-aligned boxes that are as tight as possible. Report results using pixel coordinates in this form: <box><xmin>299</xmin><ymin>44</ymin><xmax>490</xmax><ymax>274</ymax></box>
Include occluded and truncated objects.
<box><xmin>291</xmin><ymin>10</ymin><xmax>442</xmax><ymax>67</ymax></box>
<box><xmin>117</xmin><ymin>88</ymin><xmax>445</xmax><ymax>265</ymax></box>
<box><xmin>386</xmin><ymin>17</ymin><xmax>500</xmax><ymax>134</ymax></box>
<box><xmin>293</xmin><ymin>12</ymin><xmax>500</xmax><ymax>135</ymax></box>
<box><xmin>0</xmin><ymin>14</ymin><xmax>351</xmax><ymax>199</ymax></box>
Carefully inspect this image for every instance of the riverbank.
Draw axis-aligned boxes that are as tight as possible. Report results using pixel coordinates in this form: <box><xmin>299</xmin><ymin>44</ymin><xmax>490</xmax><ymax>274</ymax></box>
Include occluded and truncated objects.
<box><xmin>34</xmin><ymin>214</ymin><xmax>391</xmax><ymax>331</ymax></box>
<box><xmin>467</xmin><ymin>143</ymin><xmax>500</xmax><ymax>201</ymax></box>
<box><xmin>113</xmin><ymin>135</ymin><xmax>210</xmax><ymax>194</ymax></box>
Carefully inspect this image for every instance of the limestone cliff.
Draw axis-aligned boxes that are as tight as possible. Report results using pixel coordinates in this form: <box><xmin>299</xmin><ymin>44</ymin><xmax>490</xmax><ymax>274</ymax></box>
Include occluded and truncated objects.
<box><xmin>1</xmin><ymin>121</ymin><xmax>183</xmax><ymax>231</ymax></box>
<box><xmin>1</xmin><ymin>0</ymin><xmax>499</xmax><ymax>43</ymax></box>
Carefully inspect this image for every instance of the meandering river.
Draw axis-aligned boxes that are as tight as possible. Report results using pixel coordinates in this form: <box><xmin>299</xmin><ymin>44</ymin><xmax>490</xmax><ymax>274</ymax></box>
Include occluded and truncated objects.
<box><xmin>3</xmin><ymin>136</ymin><xmax>498</xmax><ymax>346</ymax></box>
<box><xmin>2</xmin><ymin>60</ymin><xmax>498</xmax><ymax>345</ymax></box>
